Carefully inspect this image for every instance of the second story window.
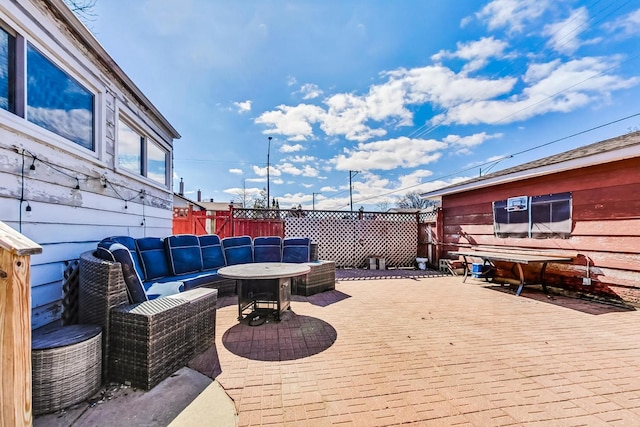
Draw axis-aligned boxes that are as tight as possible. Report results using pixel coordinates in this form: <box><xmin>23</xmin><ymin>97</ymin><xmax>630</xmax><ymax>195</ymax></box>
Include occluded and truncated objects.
<box><xmin>26</xmin><ymin>43</ymin><xmax>94</xmax><ymax>150</ymax></box>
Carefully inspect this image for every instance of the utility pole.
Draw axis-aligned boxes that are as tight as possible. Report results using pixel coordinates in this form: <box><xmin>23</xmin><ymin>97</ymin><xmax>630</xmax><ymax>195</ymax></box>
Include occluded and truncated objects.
<box><xmin>312</xmin><ymin>192</ymin><xmax>321</xmax><ymax>210</ymax></box>
<box><xmin>349</xmin><ymin>170</ymin><xmax>360</xmax><ymax>212</ymax></box>
<box><xmin>267</xmin><ymin>136</ymin><xmax>272</xmax><ymax>208</ymax></box>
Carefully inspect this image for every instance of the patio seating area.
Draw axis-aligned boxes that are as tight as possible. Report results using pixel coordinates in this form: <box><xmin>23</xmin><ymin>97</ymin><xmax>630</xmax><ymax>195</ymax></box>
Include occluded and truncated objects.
<box><xmin>35</xmin><ymin>274</ymin><xmax>640</xmax><ymax>426</ymax></box>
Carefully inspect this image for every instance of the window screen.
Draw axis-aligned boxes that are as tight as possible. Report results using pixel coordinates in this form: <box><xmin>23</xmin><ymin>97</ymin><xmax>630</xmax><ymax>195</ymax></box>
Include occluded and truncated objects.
<box><xmin>493</xmin><ymin>192</ymin><xmax>572</xmax><ymax>238</ymax></box>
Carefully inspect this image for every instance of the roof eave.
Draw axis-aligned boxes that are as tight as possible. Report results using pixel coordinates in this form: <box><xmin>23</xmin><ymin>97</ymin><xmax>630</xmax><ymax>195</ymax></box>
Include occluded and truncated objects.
<box><xmin>422</xmin><ymin>144</ymin><xmax>639</xmax><ymax>199</ymax></box>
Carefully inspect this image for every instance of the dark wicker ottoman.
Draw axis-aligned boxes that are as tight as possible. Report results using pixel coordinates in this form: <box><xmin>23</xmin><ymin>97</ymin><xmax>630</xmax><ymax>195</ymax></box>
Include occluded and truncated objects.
<box><xmin>168</xmin><ymin>288</ymin><xmax>217</xmax><ymax>354</ymax></box>
<box><xmin>32</xmin><ymin>324</ymin><xmax>102</xmax><ymax>415</ymax></box>
<box><xmin>293</xmin><ymin>260</ymin><xmax>336</xmax><ymax>296</ymax></box>
<box><xmin>109</xmin><ymin>298</ymin><xmax>190</xmax><ymax>390</ymax></box>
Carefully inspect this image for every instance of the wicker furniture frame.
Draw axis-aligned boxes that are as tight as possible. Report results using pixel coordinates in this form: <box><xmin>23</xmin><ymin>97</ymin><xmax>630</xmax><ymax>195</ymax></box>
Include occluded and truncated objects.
<box><xmin>293</xmin><ymin>260</ymin><xmax>337</xmax><ymax>296</ymax></box>
<box><xmin>79</xmin><ymin>250</ymin><xmax>220</xmax><ymax>389</ymax></box>
<box><xmin>32</xmin><ymin>324</ymin><xmax>102</xmax><ymax>415</ymax></box>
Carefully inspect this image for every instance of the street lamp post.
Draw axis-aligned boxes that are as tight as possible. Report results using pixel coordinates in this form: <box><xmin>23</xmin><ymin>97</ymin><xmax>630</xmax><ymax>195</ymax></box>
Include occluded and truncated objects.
<box><xmin>267</xmin><ymin>136</ymin><xmax>272</xmax><ymax>209</ymax></box>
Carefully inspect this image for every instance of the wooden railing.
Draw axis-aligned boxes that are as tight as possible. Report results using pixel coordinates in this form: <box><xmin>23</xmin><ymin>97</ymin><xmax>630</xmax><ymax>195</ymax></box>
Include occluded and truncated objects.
<box><xmin>1</xmin><ymin>221</ymin><xmax>42</xmax><ymax>426</ymax></box>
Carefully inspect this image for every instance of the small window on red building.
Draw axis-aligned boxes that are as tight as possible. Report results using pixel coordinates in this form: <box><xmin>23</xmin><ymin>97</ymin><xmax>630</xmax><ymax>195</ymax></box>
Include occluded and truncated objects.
<box><xmin>493</xmin><ymin>192</ymin><xmax>572</xmax><ymax>238</ymax></box>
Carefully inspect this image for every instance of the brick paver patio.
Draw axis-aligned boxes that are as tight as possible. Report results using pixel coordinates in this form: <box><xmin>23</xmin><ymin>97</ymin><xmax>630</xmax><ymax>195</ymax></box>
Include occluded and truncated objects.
<box><xmin>194</xmin><ymin>276</ymin><xmax>640</xmax><ymax>426</ymax></box>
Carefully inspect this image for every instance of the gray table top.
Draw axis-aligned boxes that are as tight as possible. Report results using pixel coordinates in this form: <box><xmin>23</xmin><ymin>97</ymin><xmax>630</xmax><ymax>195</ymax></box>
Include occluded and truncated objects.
<box><xmin>218</xmin><ymin>262</ymin><xmax>311</xmax><ymax>280</ymax></box>
<box><xmin>449</xmin><ymin>250</ymin><xmax>573</xmax><ymax>264</ymax></box>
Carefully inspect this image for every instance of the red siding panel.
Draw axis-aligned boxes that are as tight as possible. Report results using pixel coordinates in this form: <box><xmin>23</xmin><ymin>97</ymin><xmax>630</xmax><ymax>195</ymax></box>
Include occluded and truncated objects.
<box><xmin>440</xmin><ymin>157</ymin><xmax>640</xmax><ymax>305</ymax></box>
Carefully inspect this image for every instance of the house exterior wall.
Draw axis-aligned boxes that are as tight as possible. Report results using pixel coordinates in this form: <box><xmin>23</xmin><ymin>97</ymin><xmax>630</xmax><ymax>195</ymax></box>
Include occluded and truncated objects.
<box><xmin>441</xmin><ymin>156</ymin><xmax>640</xmax><ymax>305</ymax></box>
<box><xmin>0</xmin><ymin>1</ymin><xmax>177</xmax><ymax>328</ymax></box>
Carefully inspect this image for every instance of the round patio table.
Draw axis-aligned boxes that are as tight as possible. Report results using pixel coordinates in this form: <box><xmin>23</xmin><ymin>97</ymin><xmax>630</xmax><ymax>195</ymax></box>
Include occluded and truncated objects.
<box><xmin>218</xmin><ymin>262</ymin><xmax>310</xmax><ymax>321</ymax></box>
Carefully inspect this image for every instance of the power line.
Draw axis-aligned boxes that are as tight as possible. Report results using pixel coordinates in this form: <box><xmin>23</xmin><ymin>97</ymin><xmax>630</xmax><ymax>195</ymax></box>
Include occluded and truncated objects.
<box><xmin>336</xmin><ymin>112</ymin><xmax>640</xmax><ymax>209</ymax></box>
<box><xmin>408</xmin><ymin>0</ymin><xmax>637</xmax><ymax>141</ymax></box>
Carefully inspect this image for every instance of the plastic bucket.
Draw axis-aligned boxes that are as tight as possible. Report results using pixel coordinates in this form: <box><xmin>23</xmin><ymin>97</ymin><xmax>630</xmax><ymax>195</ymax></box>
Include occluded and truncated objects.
<box><xmin>471</xmin><ymin>263</ymin><xmax>484</xmax><ymax>278</ymax></box>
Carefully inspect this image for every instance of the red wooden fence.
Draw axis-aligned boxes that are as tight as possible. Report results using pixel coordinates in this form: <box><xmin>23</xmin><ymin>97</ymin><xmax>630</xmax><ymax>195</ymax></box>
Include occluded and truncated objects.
<box><xmin>173</xmin><ymin>206</ymin><xmax>284</xmax><ymax>238</ymax></box>
<box><xmin>172</xmin><ymin>207</ymin><xmax>207</xmax><ymax>235</ymax></box>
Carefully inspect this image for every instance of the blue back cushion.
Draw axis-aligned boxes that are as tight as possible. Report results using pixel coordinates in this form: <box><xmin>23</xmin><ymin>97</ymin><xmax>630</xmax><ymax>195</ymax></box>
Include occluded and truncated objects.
<box><xmin>165</xmin><ymin>234</ymin><xmax>203</xmax><ymax>275</ymax></box>
<box><xmin>136</xmin><ymin>237</ymin><xmax>171</xmax><ymax>280</ymax></box>
<box><xmin>108</xmin><ymin>243</ymin><xmax>148</xmax><ymax>303</ymax></box>
<box><xmin>253</xmin><ymin>236</ymin><xmax>282</xmax><ymax>262</ymax></box>
<box><xmin>98</xmin><ymin>236</ymin><xmax>145</xmax><ymax>280</ymax></box>
<box><xmin>282</xmin><ymin>237</ymin><xmax>311</xmax><ymax>263</ymax></box>
<box><xmin>221</xmin><ymin>236</ymin><xmax>253</xmax><ymax>265</ymax></box>
<box><xmin>198</xmin><ymin>234</ymin><xmax>226</xmax><ymax>270</ymax></box>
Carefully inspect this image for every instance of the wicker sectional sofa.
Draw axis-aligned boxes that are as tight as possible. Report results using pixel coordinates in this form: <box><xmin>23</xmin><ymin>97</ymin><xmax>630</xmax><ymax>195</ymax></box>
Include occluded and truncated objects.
<box><xmin>79</xmin><ymin>234</ymin><xmax>335</xmax><ymax>390</ymax></box>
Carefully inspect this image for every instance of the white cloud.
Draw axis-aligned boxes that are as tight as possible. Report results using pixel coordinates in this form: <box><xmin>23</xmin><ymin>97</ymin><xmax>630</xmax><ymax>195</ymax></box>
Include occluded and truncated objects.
<box><xmin>287</xmin><ymin>155</ymin><xmax>316</xmax><ymax>163</ymax></box>
<box><xmin>300</xmin><ymin>165</ymin><xmax>319</xmax><ymax>177</ymax></box>
<box><xmin>604</xmin><ymin>8</ymin><xmax>640</xmax><ymax>37</ymax></box>
<box><xmin>223</xmin><ymin>186</ymin><xmax>262</xmax><ymax>197</ymax></box>
<box><xmin>229</xmin><ymin>168</ymin><xmax>243</xmax><ymax>175</ymax></box>
<box><xmin>444</xmin><ymin>132</ymin><xmax>503</xmax><ymax>147</ymax></box>
<box><xmin>255</xmin><ymin>104</ymin><xmax>325</xmax><ymax>141</ymax></box>
<box><xmin>432</xmin><ymin>37</ymin><xmax>509</xmax><ymax>73</ymax></box>
<box><xmin>279</xmin><ymin>143</ymin><xmax>304</xmax><ymax>153</ymax></box>
<box><xmin>396</xmin><ymin>170</ymin><xmax>434</xmax><ymax>190</ymax></box>
<box><xmin>475</xmin><ymin>0</ymin><xmax>551</xmax><ymax>34</ymax></box>
<box><xmin>386</xmin><ymin>65</ymin><xmax>517</xmax><ymax>109</ymax></box>
<box><xmin>256</xmin><ymin>64</ymin><xmax>517</xmax><ymax>143</ymax></box>
<box><xmin>298</xmin><ymin>83</ymin><xmax>323</xmax><ymax>100</ymax></box>
<box><xmin>433</xmin><ymin>56</ymin><xmax>639</xmax><ymax>125</ymax></box>
<box><xmin>542</xmin><ymin>7</ymin><xmax>590</xmax><ymax>55</ymax></box>
<box><xmin>319</xmin><ymin>96</ymin><xmax>386</xmax><ymax>142</ymax></box>
<box><xmin>320</xmin><ymin>186</ymin><xmax>337</xmax><ymax>192</ymax></box>
<box><xmin>233</xmin><ymin>100</ymin><xmax>252</xmax><ymax>113</ymax></box>
<box><xmin>277</xmin><ymin>162</ymin><xmax>319</xmax><ymax>177</ymax></box>
<box><xmin>332</xmin><ymin>136</ymin><xmax>447</xmax><ymax>171</ymax></box>
<box><xmin>252</xmin><ymin>164</ymin><xmax>281</xmax><ymax>177</ymax></box>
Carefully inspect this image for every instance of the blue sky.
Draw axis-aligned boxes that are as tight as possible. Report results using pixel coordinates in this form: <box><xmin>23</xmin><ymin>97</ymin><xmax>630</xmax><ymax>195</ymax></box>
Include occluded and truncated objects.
<box><xmin>91</xmin><ymin>0</ymin><xmax>640</xmax><ymax>210</ymax></box>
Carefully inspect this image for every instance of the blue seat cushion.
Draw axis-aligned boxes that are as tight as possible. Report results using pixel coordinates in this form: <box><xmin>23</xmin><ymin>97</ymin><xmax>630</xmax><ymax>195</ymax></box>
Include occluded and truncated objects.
<box><xmin>136</xmin><ymin>237</ymin><xmax>171</xmax><ymax>280</ymax></box>
<box><xmin>282</xmin><ymin>237</ymin><xmax>311</xmax><ymax>263</ymax></box>
<box><xmin>165</xmin><ymin>234</ymin><xmax>204</xmax><ymax>275</ymax></box>
<box><xmin>143</xmin><ymin>281</ymin><xmax>184</xmax><ymax>300</ymax></box>
<box><xmin>221</xmin><ymin>236</ymin><xmax>253</xmax><ymax>265</ymax></box>
<box><xmin>253</xmin><ymin>236</ymin><xmax>282</xmax><ymax>262</ymax></box>
<box><xmin>148</xmin><ymin>271</ymin><xmax>221</xmax><ymax>290</ymax></box>
<box><xmin>198</xmin><ymin>235</ymin><xmax>226</xmax><ymax>270</ymax></box>
<box><xmin>107</xmin><ymin>243</ymin><xmax>148</xmax><ymax>304</ymax></box>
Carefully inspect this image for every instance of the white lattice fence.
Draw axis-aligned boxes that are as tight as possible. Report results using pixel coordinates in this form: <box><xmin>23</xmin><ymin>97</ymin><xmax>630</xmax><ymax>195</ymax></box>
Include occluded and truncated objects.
<box><xmin>285</xmin><ymin>215</ymin><xmax>418</xmax><ymax>268</ymax></box>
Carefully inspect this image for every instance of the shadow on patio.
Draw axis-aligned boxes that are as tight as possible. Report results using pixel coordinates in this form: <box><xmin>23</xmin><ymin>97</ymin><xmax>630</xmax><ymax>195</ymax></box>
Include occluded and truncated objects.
<box><xmin>221</xmin><ymin>311</ymin><xmax>337</xmax><ymax>361</ymax></box>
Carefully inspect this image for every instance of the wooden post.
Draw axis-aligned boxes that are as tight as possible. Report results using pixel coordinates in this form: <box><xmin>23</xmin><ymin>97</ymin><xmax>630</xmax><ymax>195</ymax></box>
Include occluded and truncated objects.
<box><xmin>0</xmin><ymin>221</ymin><xmax>42</xmax><ymax>427</ymax></box>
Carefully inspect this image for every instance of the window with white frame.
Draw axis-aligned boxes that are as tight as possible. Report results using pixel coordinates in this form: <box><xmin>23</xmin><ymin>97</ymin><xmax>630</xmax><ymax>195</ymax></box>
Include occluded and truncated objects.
<box><xmin>26</xmin><ymin>43</ymin><xmax>94</xmax><ymax>150</ymax></box>
<box><xmin>117</xmin><ymin>119</ymin><xmax>142</xmax><ymax>174</ymax></box>
<box><xmin>118</xmin><ymin>115</ymin><xmax>168</xmax><ymax>186</ymax></box>
<box><xmin>0</xmin><ymin>23</ymin><xmax>96</xmax><ymax>151</ymax></box>
<box><xmin>147</xmin><ymin>139</ymin><xmax>167</xmax><ymax>186</ymax></box>
<box><xmin>493</xmin><ymin>192</ymin><xmax>572</xmax><ymax>238</ymax></box>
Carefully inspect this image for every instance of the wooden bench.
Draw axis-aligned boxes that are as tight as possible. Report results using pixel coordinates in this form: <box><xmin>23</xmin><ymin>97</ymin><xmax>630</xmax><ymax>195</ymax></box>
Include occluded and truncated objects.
<box><xmin>449</xmin><ymin>248</ymin><xmax>574</xmax><ymax>296</ymax></box>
